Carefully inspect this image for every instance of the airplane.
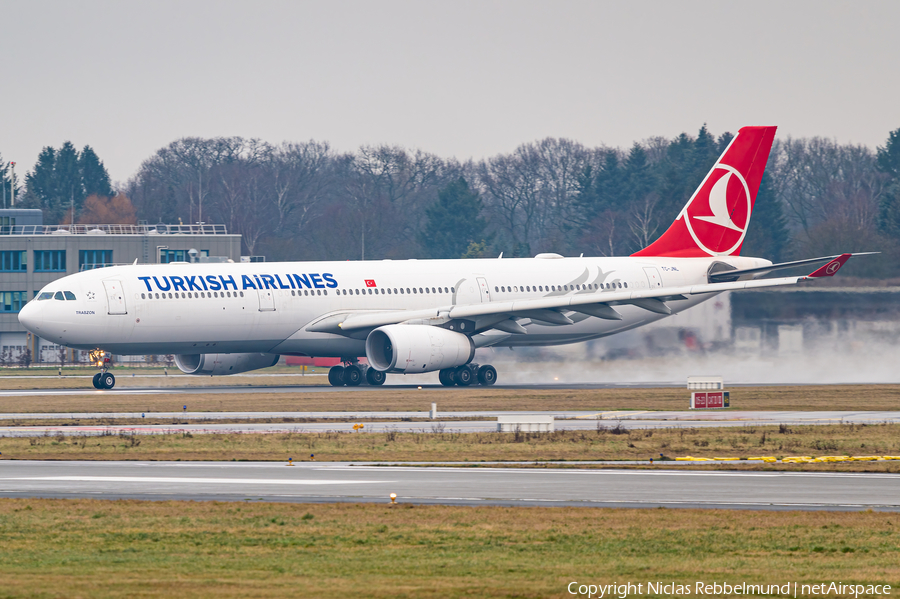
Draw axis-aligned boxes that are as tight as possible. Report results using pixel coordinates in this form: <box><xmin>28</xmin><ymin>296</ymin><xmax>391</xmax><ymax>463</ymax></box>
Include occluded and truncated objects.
<box><xmin>17</xmin><ymin>126</ymin><xmax>868</xmax><ymax>390</ymax></box>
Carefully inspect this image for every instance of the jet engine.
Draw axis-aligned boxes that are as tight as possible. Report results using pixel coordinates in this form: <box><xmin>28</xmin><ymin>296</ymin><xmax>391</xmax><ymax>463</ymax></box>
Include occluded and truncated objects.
<box><xmin>174</xmin><ymin>353</ymin><xmax>280</xmax><ymax>376</ymax></box>
<box><xmin>365</xmin><ymin>325</ymin><xmax>474</xmax><ymax>374</ymax></box>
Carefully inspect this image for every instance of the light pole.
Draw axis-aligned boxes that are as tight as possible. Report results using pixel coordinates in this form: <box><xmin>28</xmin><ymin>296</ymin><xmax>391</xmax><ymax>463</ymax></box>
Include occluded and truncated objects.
<box><xmin>8</xmin><ymin>162</ymin><xmax>15</xmax><ymax>208</ymax></box>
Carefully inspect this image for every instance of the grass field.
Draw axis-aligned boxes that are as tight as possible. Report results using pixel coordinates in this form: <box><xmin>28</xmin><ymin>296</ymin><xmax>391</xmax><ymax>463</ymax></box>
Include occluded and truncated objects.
<box><xmin>3</xmin><ymin>424</ymin><xmax>900</xmax><ymax>469</ymax></box>
<box><xmin>0</xmin><ymin>498</ymin><xmax>897</xmax><ymax>598</ymax></box>
<box><xmin>0</xmin><ymin>384</ymin><xmax>899</xmax><ymax>414</ymax></box>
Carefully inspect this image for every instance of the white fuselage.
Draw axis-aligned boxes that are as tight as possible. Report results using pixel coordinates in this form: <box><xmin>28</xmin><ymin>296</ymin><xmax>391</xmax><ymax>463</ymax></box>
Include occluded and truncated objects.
<box><xmin>18</xmin><ymin>254</ymin><xmax>770</xmax><ymax>358</ymax></box>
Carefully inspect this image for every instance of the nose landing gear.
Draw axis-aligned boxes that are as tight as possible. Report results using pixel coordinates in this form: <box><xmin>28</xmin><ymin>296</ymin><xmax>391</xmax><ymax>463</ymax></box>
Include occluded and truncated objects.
<box><xmin>90</xmin><ymin>350</ymin><xmax>115</xmax><ymax>390</ymax></box>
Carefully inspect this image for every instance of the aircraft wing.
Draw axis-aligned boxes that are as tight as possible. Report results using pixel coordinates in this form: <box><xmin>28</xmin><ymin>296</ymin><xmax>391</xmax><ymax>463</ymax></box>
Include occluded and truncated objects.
<box><xmin>308</xmin><ymin>254</ymin><xmax>855</xmax><ymax>336</ymax></box>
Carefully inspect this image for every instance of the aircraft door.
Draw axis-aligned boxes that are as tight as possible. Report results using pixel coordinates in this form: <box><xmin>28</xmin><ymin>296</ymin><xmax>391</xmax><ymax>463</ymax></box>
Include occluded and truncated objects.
<box><xmin>476</xmin><ymin>277</ymin><xmax>491</xmax><ymax>302</ymax></box>
<box><xmin>103</xmin><ymin>280</ymin><xmax>127</xmax><ymax>315</ymax></box>
<box><xmin>643</xmin><ymin>267</ymin><xmax>663</xmax><ymax>289</ymax></box>
<box><xmin>257</xmin><ymin>287</ymin><xmax>275</xmax><ymax>311</ymax></box>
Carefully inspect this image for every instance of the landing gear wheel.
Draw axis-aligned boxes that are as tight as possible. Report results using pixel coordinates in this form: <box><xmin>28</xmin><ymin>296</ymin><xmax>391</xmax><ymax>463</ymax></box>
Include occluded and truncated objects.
<box><xmin>328</xmin><ymin>365</ymin><xmax>345</xmax><ymax>387</ymax></box>
<box><xmin>477</xmin><ymin>365</ymin><xmax>497</xmax><ymax>386</ymax></box>
<box><xmin>438</xmin><ymin>369</ymin><xmax>456</xmax><ymax>387</ymax></box>
<box><xmin>365</xmin><ymin>368</ymin><xmax>386</xmax><ymax>386</ymax></box>
<box><xmin>455</xmin><ymin>365</ymin><xmax>474</xmax><ymax>386</ymax></box>
<box><xmin>92</xmin><ymin>373</ymin><xmax>102</xmax><ymax>389</ymax></box>
<box><xmin>100</xmin><ymin>373</ymin><xmax>115</xmax><ymax>390</ymax></box>
<box><xmin>343</xmin><ymin>365</ymin><xmax>363</xmax><ymax>386</ymax></box>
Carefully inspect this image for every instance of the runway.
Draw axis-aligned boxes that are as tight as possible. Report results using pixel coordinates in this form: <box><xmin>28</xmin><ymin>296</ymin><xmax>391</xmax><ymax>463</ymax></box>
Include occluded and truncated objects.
<box><xmin>0</xmin><ymin>382</ymin><xmax>673</xmax><ymax>397</ymax></box>
<box><xmin>1</xmin><ymin>410</ymin><xmax>897</xmax><ymax>437</ymax></box>
<box><xmin>0</xmin><ymin>460</ymin><xmax>897</xmax><ymax>510</ymax></box>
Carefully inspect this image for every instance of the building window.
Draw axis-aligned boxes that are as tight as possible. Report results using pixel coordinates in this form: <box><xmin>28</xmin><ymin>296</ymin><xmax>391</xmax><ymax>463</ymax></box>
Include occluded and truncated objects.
<box><xmin>0</xmin><ymin>291</ymin><xmax>27</xmax><ymax>313</ymax></box>
<box><xmin>79</xmin><ymin>249</ymin><xmax>113</xmax><ymax>270</ymax></box>
<box><xmin>0</xmin><ymin>251</ymin><xmax>26</xmax><ymax>272</ymax></box>
<box><xmin>34</xmin><ymin>250</ymin><xmax>66</xmax><ymax>272</ymax></box>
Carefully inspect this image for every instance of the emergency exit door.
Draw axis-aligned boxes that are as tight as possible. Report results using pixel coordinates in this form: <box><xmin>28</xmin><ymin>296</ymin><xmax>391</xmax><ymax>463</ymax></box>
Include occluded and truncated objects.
<box><xmin>643</xmin><ymin>267</ymin><xmax>663</xmax><ymax>288</ymax></box>
<box><xmin>477</xmin><ymin>277</ymin><xmax>491</xmax><ymax>302</ymax></box>
<box><xmin>103</xmin><ymin>280</ymin><xmax>127</xmax><ymax>314</ymax></box>
<box><xmin>257</xmin><ymin>287</ymin><xmax>275</xmax><ymax>311</ymax></box>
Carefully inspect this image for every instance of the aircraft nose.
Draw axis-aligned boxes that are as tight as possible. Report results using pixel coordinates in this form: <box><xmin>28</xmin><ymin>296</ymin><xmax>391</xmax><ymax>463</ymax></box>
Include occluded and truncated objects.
<box><xmin>18</xmin><ymin>301</ymin><xmax>43</xmax><ymax>333</ymax></box>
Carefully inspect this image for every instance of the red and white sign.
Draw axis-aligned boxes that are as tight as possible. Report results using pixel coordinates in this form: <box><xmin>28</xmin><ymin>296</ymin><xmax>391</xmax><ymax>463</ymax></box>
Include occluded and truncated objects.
<box><xmin>365</xmin><ymin>279</ymin><xmax>377</xmax><ymax>288</ymax></box>
<box><xmin>691</xmin><ymin>391</ymin><xmax>730</xmax><ymax>409</ymax></box>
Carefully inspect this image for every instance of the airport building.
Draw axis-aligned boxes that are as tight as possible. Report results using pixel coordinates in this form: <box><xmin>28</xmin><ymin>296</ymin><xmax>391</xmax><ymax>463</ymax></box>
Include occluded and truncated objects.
<box><xmin>0</xmin><ymin>209</ymin><xmax>242</xmax><ymax>364</ymax></box>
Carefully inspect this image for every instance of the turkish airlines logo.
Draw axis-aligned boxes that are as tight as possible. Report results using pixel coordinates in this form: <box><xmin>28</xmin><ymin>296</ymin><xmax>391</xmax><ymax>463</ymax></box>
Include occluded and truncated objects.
<box><xmin>825</xmin><ymin>262</ymin><xmax>841</xmax><ymax>275</ymax></box>
<box><xmin>683</xmin><ymin>164</ymin><xmax>752</xmax><ymax>256</ymax></box>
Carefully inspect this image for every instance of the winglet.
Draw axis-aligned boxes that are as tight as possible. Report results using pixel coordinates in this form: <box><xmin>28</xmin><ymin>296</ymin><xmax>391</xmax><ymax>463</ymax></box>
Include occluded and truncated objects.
<box><xmin>807</xmin><ymin>253</ymin><xmax>851</xmax><ymax>278</ymax></box>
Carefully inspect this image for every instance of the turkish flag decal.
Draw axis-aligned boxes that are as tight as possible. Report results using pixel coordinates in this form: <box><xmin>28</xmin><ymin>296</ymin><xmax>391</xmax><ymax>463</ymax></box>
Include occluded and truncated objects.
<box><xmin>365</xmin><ymin>279</ymin><xmax>377</xmax><ymax>288</ymax></box>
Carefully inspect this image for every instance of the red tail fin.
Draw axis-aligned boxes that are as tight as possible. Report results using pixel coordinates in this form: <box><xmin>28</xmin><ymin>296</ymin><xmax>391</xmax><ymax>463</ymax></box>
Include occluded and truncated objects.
<box><xmin>632</xmin><ymin>126</ymin><xmax>777</xmax><ymax>257</ymax></box>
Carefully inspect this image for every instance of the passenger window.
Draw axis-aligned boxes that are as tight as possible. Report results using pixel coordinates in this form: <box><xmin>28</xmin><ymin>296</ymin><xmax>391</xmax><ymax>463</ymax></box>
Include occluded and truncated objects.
<box><xmin>54</xmin><ymin>291</ymin><xmax>65</xmax><ymax>300</ymax></box>
<box><xmin>141</xmin><ymin>293</ymin><xmax>146</xmax><ymax>299</ymax></box>
<box><xmin>64</xmin><ymin>291</ymin><xmax>76</xmax><ymax>300</ymax></box>
<box><xmin>624</xmin><ymin>282</ymin><xmax>628</xmax><ymax>288</ymax></box>
<box><xmin>240</xmin><ymin>292</ymin><xmax>244</xmax><ymax>297</ymax></box>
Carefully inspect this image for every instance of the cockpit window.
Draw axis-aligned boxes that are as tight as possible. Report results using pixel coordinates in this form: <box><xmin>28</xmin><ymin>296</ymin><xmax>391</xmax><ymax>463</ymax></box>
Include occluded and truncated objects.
<box><xmin>38</xmin><ymin>292</ymin><xmax>53</xmax><ymax>300</ymax></box>
<box><xmin>64</xmin><ymin>291</ymin><xmax>76</xmax><ymax>300</ymax></box>
<box><xmin>54</xmin><ymin>291</ymin><xmax>65</xmax><ymax>301</ymax></box>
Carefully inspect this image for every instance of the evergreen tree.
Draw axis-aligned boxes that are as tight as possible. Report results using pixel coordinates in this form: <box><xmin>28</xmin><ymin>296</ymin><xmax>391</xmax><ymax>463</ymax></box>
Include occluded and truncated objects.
<box><xmin>23</xmin><ymin>147</ymin><xmax>62</xmax><ymax>221</ymax></box>
<box><xmin>876</xmin><ymin>128</ymin><xmax>900</xmax><ymax>239</ymax></box>
<box><xmin>22</xmin><ymin>142</ymin><xmax>112</xmax><ymax>224</ymax></box>
<box><xmin>740</xmin><ymin>171</ymin><xmax>790</xmax><ymax>261</ymax></box>
<box><xmin>418</xmin><ymin>178</ymin><xmax>487</xmax><ymax>259</ymax></box>
<box><xmin>79</xmin><ymin>145</ymin><xmax>113</xmax><ymax>198</ymax></box>
<box><xmin>571</xmin><ymin>149</ymin><xmax>622</xmax><ymax>226</ymax></box>
<box><xmin>622</xmin><ymin>143</ymin><xmax>652</xmax><ymax>204</ymax></box>
<box><xmin>55</xmin><ymin>141</ymin><xmax>84</xmax><ymax>220</ymax></box>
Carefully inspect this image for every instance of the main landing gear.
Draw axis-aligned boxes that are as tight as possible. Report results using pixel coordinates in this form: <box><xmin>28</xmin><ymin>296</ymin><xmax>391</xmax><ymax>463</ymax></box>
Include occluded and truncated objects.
<box><xmin>90</xmin><ymin>350</ymin><xmax>115</xmax><ymax>390</ymax></box>
<box><xmin>328</xmin><ymin>362</ymin><xmax>386</xmax><ymax>387</ymax></box>
<box><xmin>439</xmin><ymin>363</ymin><xmax>497</xmax><ymax>387</ymax></box>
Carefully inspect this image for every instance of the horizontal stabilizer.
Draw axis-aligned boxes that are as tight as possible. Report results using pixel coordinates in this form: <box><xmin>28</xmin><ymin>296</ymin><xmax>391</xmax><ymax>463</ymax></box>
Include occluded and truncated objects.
<box><xmin>709</xmin><ymin>252</ymin><xmax>877</xmax><ymax>282</ymax></box>
<box><xmin>808</xmin><ymin>253</ymin><xmax>852</xmax><ymax>278</ymax></box>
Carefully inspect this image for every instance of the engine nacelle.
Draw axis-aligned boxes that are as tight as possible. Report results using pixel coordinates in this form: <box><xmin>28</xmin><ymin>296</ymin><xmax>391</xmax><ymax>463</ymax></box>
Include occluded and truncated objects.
<box><xmin>174</xmin><ymin>353</ymin><xmax>279</xmax><ymax>376</ymax></box>
<box><xmin>366</xmin><ymin>324</ymin><xmax>474</xmax><ymax>374</ymax></box>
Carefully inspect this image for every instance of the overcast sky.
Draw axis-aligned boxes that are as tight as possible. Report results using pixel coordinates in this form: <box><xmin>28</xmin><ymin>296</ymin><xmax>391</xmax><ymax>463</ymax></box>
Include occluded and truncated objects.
<box><xmin>2</xmin><ymin>0</ymin><xmax>898</xmax><ymax>185</ymax></box>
